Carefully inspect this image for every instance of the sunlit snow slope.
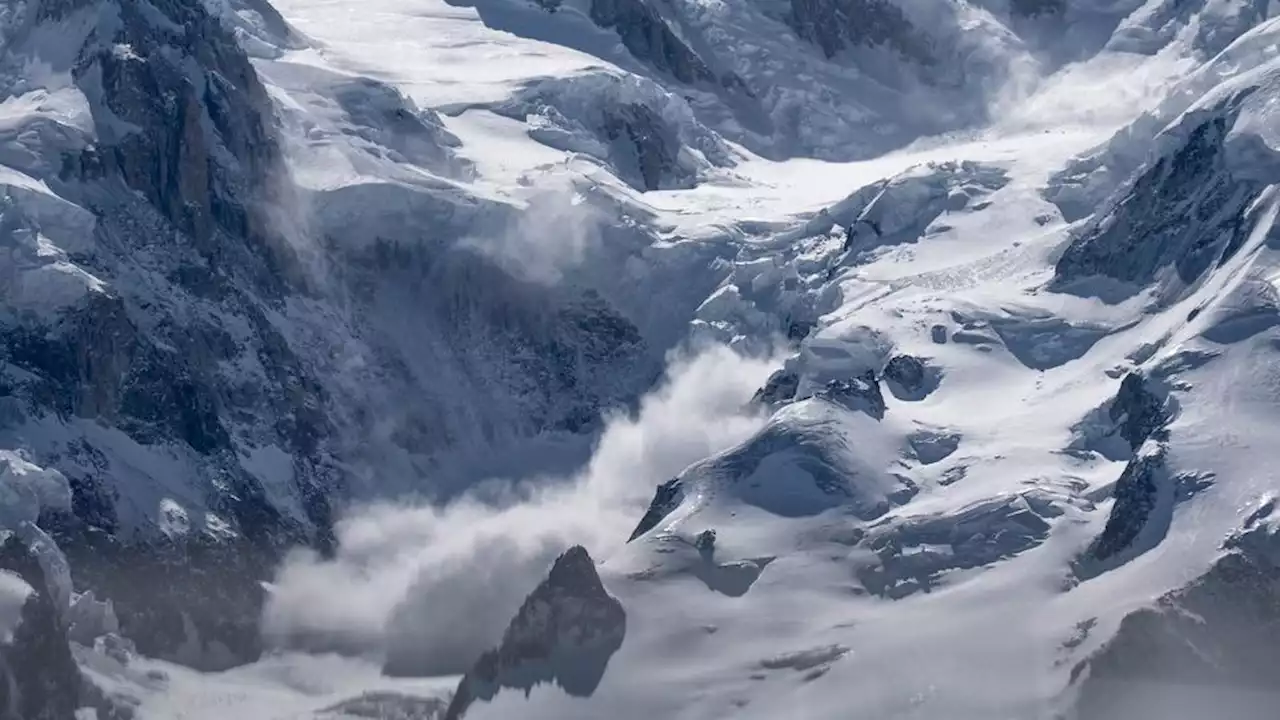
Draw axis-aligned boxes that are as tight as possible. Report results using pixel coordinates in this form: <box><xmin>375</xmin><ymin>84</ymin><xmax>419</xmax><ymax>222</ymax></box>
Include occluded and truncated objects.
<box><xmin>8</xmin><ymin>0</ymin><xmax>1280</xmax><ymax>719</ymax></box>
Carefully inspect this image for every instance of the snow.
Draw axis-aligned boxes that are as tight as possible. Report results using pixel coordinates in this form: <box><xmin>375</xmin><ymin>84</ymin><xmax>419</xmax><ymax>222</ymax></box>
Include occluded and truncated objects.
<box><xmin>78</xmin><ymin>650</ymin><xmax>456</xmax><ymax>720</ymax></box>
<box><xmin>6</xmin><ymin>0</ymin><xmax>1280</xmax><ymax>717</ymax></box>
<box><xmin>0</xmin><ymin>449</ymin><xmax>71</xmax><ymax>530</ymax></box>
<box><xmin>270</xmin><ymin>0</ymin><xmax>608</xmax><ymax>108</ymax></box>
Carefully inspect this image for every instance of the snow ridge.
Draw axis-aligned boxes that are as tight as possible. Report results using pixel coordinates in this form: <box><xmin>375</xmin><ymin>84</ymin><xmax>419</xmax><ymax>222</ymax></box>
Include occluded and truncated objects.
<box><xmin>8</xmin><ymin>0</ymin><xmax>1280</xmax><ymax>718</ymax></box>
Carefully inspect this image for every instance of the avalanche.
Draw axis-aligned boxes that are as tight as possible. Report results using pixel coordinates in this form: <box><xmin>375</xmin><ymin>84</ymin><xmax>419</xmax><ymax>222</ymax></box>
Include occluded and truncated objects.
<box><xmin>5</xmin><ymin>0</ymin><xmax>1280</xmax><ymax>719</ymax></box>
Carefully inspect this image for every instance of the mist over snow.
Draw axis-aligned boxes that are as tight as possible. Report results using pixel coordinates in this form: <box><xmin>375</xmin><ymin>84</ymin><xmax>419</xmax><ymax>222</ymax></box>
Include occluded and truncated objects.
<box><xmin>261</xmin><ymin>345</ymin><xmax>777</xmax><ymax>673</ymax></box>
<box><xmin>463</xmin><ymin>182</ymin><xmax>609</xmax><ymax>285</ymax></box>
<box><xmin>12</xmin><ymin>0</ymin><xmax>1280</xmax><ymax>717</ymax></box>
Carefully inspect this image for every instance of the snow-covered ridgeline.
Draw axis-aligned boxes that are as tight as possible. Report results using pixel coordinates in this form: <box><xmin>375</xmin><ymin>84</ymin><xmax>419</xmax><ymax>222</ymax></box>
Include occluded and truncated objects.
<box><xmin>6</xmin><ymin>0</ymin><xmax>1280</xmax><ymax>718</ymax></box>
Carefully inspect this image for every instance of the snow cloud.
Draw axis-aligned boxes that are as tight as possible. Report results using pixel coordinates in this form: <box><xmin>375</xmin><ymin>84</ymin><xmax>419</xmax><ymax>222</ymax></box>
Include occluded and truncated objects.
<box><xmin>0</xmin><ymin>570</ymin><xmax>32</xmax><ymax>643</ymax></box>
<box><xmin>465</xmin><ymin>181</ymin><xmax>608</xmax><ymax>285</ymax></box>
<box><xmin>261</xmin><ymin>344</ymin><xmax>778</xmax><ymax>674</ymax></box>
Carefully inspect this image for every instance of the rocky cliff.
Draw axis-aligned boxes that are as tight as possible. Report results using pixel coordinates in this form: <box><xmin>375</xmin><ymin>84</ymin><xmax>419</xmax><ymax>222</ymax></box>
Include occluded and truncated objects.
<box><xmin>0</xmin><ymin>0</ymin><xmax>660</xmax><ymax>670</ymax></box>
<box><xmin>441</xmin><ymin>546</ymin><xmax>626</xmax><ymax>720</ymax></box>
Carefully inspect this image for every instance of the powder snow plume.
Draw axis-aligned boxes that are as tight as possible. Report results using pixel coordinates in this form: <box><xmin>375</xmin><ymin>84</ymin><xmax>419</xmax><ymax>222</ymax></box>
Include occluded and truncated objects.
<box><xmin>260</xmin><ymin>344</ymin><xmax>778</xmax><ymax>673</ymax></box>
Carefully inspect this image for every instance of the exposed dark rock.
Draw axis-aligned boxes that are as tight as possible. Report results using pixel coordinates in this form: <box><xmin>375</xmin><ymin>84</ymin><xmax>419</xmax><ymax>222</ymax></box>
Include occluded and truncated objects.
<box><xmin>859</xmin><ymin>490</ymin><xmax>1067</xmax><ymax>598</ymax></box>
<box><xmin>443</xmin><ymin>546</ymin><xmax>626</xmax><ymax>720</ymax></box>
<box><xmin>788</xmin><ymin>0</ymin><xmax>933</xmax><ymax>62</ymax></box>
<box><xmin>67</xmin><ymin>0</ymin><xmax>299</xmax><ymax>291</ymax></box>
<box><xmin>1054</xmin><ymin>100</ymin><xmax>1262</xmax><ymax>293</ymax></box>
<box><xmin>751</xmin><ymin>370</ymin><xmax>800</xmax><ymax>407</ymax></box>
<box><xmin>588</xmin><ymin>0</ymin><xmax>739</xmax><ymax>90</ymax></box>
<box><xmin>1069</xmin><ymin>369</ymin><xmax>1174</xmax><ymax>462</ymax></box>
<box><xmin>786</xmin><ymin>318</ymin><xmax>815</xmax><ymax>342</ymax></box>
<box><xmin>628</xmin><ymin>478</ymin><xmax>685</xmax><ymax>541</ymax></box>
<box><xmin>1072</xmin><ymin>518</ymin><xmax>1280</xmax><ymax>719</ymax></box>
<box><xmin>0</xmin><ymin>532</ymin><xmax>80</xmax><ymax>720</ymax></box>
<box><xmin>4</xmin><ymin>0</ymin><xmax>661</xmax><ymax>680</ymax></box>
<box><xmin>1108</xmin><ymin>372</ymin><xmax>1170</xmax><ymax>451</ymax></box>
<box><xmin>1010</xmin><ymin>0</ymin><xmax>1064</xmax><ymax>18</ymax></box>
<box><xmin>883</xmin><ymin>353</ymin><xmax>936</xmax><ymax>400</ymax></box>
<box><xmin>44</xmin><ymin>512</ymin><xmax>284</xmax><ymax>669</ymax></box>
<box><xmin>694</xmin><ymin>528</ymin><xmax>716</xmax><ymax>555</ymax></box>
<box><xmin>883</xmin><ymin>354</ymin><xmax>925</xmax><ymax>392</ymax></box>
<box><xmin>817</xmin><ymin>371</ymin><xmax>886</xmax><ymax>420</ymax></box>
<box><xmin>4</xmin><ymin>295</ymin><xmax>317</xmax><ymax>667</ymax></box>
<box><xmin>602</xmin><ymin>102</ymin><xmax>682</xmax><ymax>191</ymax></box>
<box><xmin>0</xmin><ymin>0</ymin><xmax>335</xmax><ymax>667</ymax></box>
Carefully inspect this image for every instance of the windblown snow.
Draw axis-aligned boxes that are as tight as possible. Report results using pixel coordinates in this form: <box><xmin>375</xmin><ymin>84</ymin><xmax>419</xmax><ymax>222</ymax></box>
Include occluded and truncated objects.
<box><xmin>7</xmin><ymin>0</ymin><xmax>1280</xmax><ymax>718</ymax></box>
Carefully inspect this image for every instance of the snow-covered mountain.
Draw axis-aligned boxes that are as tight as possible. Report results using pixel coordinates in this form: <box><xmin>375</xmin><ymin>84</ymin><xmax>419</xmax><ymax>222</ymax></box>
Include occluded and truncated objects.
<box><xmin>4</xmin><ymin>0</ymin><xmax>1280</xmax><ymax>717</ymax></box>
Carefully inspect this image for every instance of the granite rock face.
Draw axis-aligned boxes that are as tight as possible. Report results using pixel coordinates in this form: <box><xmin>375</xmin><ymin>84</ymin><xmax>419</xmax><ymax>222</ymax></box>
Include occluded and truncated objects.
<box><xmin>1078</xmin><ymin>447</ymin><xmax>1170</xmax><ymax>573</ymax></box>
<box><xmin>628</xmin><ymin>478</ymin><xmax>685</xmax><ymax>541</ymax></box>
<box><xmin>1109</xmin><ymin>372</ymin><xmax>1170</xmax><ymax>451</ymax></box>
<box><xmin>443</xmin><ymin>546</ymin><xmax>626</xmax><ymax>720</ymax></box>
<box><xmin>751</xmin><ymin>370</ymin><xmax>800</xmax><ymax>407</ymax></box>
<box><xmin>588</xmin><ymin>0</ymin><xmax>744</xmax><ymax>91</ymax></box>
<box><xmin>788</xmin><ymin>0</ymin><xmax>933</xmax><ymax>62</ymax></box>
<box><xmin>1</xmin><ymin>0</ymin><xmax>661</xmax><ymax>671</ymax></box>
<box><xmin>882</xmin><ymin>354</ymin><xmax>926</xmax><ymax>395</ymax></box>
<box><xmin>0</xmin><ymin>0</ymin><xmax>320</xmax><ymax>668</ymax></box>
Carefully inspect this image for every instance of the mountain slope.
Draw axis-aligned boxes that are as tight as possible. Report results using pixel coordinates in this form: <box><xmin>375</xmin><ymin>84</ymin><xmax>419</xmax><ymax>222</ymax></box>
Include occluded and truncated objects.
<box><xmin>0</xmin><ymin>0</ymin><xmax>668</xmax><ymax>673</ymax></box>
<box><xmin>5</xmin><ymin>0</ymin><xmax>1280</xmax><ymax>719</ymax></box>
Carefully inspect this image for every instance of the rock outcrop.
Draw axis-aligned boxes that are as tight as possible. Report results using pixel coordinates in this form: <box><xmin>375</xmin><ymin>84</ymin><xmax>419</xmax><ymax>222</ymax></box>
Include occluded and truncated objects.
<box><xmin>882</xmin><ymin>354</ymin><xmax>926</xmax><ymax>395</ymax></box>
<box><xmin>788</xmin><ymin>0</ymin><xmax>933</xmax><ymax>62</ymax></box>
<box><xmin>1108</xmin><ymin>372</ymin><xmax>1170</xmax><ymax>451</ymax></box>
<box><xmin>588</xmin><ymin>0</ymin><xmax>745</xmax><ymax>92</ymax></box>
<box><xmin>493</xmin><ymin>71</ymin><xmax>737</xmax><ymax>191</ymax></box>
<box><xmin>2</xmin><ymin>0</ymin><xmax>663</xmax><ymax>671</ymax></box>
<box><xmin>443</xmin><ymin>546</ymin><xmax>626</xmax><ymax>720</ymax></box>
<box><xmin>628</xmin><ymin>478</ymin><xmax>685</xmax><ymax>541</ymax></box>
<box><xmin>1072</xmin><ymin>515</ymin><xmax>1280</xmax><ymax>720</ymax></box>
<box><xmin>751</xmin><ymin>370</ymin><xmax>800</xmax><ymax>407</ymax></box>
<box><xmin>1077</xmin><ymin>447</ymin><xmax>1170</xmax><ymax>575</ymax></box>
<box><xmin>817</xmin><ymin>371</ymin><xmax>886</xmax><ymax>420</ymax></box>
<box><xmin>1054</xmin><ymin>100</ymin><xmax>1262</xmax><ymax>294</ymax></box>
<box><xmin>1074</xmin><ymin>369</ymin><xmax>1184</xmax><ymax>579</ymax></box>
<box><xmin>0</xmin><ymin>0</ymin><xmax>326</xmax><ymax>666</ymax></box>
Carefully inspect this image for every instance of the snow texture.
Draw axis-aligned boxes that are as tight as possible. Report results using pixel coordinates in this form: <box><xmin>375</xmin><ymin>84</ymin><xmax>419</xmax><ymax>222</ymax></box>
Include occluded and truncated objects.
<box><xmin>8</xmin><ymin>0</ymin><xmax>1280</xmax><ymax>718</ymax></box>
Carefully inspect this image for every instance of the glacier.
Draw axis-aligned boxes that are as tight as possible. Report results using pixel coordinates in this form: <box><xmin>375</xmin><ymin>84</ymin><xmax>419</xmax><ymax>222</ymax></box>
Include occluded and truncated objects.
<box><xmin>4</xmin><ymin>0</ymin><xmax>1280</xmax><ymax>718</ymax></box>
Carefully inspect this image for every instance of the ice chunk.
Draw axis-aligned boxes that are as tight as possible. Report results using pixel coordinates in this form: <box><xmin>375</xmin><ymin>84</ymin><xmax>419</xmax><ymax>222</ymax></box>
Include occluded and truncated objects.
<box><xmin>0</xmin><ymin>451</ymin><xmax>72</xmax><ymax>530</ymax></box>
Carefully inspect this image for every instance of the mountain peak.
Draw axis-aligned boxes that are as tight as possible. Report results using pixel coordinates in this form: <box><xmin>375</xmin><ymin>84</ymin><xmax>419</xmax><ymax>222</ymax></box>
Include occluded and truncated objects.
<box><xmin>443</xmin><ymin>546</ymin><xmax>626</xmax><ymax>719</ymax></box>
